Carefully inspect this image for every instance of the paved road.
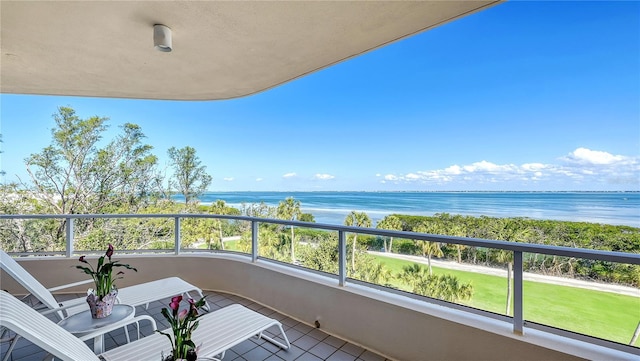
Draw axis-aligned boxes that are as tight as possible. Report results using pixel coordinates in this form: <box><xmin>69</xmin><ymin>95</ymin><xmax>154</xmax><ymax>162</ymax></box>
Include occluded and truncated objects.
<box><xmin>369</xmin><ymin>251</ymin><xmax>640</xmax><ymax>298</ymax></box>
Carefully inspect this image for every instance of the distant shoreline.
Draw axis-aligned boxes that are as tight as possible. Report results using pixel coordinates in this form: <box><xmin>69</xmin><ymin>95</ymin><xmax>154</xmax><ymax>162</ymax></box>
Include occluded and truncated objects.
<box><xmin>199</xmin><ymin>190</ymin><xmax>640</xmax><ymax>193</ymax></box>
<box><xmin>182</xmin><ymin>191</ymin><xmax>640</xmax><ymax>228</ymax></box>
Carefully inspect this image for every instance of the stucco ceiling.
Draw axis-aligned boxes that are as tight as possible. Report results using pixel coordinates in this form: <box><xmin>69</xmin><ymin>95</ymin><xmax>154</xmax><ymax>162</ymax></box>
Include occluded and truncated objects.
<box><xmin>1</xmin><ymin>1</ymin><xmax>502</xmax><ymax>101</ymax></box>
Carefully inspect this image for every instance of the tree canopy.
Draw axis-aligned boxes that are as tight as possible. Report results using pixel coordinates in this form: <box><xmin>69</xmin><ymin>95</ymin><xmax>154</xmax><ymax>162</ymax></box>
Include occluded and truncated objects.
<box><xmin>167</xmin><ymin>146</ymin><xmax>212</xmax><ymax>204</ymax></box>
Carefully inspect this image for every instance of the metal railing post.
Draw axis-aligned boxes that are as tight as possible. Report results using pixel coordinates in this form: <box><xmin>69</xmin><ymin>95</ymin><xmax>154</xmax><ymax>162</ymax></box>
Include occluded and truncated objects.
<box><xmin>338</xmin><ymin>230</ymin><xmax>346</xmax><ymax>286</ymax></box>
<box><xmin>513</xmin><ymin>250</ymin><xmax>524</xmax><ymax>335</ymax></box>
<box><xmin>174</xmin><ymin>217</ymin><xmax>181</xmax><ymax>255</ymax></box>
<box><xmin>251</xmin><ymin>221</ymin><xmax>258</xmax><ymax>262</ymax></box>
<box><xmin>65</xmin><ymin>217</ymin><xmax>74</xmax><ymax>258</ymax></box>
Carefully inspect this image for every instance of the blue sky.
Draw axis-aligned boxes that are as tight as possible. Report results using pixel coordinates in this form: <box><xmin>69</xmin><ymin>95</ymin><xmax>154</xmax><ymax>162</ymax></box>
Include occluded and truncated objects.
<box><xmin>1</xmin><ymin>1</ymin><xmax>639</xmax><ymax>192</ymax></box>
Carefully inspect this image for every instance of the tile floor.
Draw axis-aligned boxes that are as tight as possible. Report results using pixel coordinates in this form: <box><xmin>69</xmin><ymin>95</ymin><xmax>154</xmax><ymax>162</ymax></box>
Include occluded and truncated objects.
<box><xmin>1</xmin><ymin>290</ymin><xmax>392</xmax><ymax>361</ymax></box>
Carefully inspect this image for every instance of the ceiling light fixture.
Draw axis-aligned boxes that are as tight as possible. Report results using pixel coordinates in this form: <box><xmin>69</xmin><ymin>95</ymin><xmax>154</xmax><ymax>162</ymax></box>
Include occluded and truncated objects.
<box><xmin>153</xmin><ymin>24</ymin><xmax>172</xmax><ymax>52</ymax></box>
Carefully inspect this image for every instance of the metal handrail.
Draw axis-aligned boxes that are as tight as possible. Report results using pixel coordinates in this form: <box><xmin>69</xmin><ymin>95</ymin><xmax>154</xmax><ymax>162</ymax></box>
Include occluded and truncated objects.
<box><xmin>1</xmin><ymin>213</ymin><xmax>639</xmax><ymax>344</ymax></box>
<box><xmin>2</xmin><ymin>213</ymin><xmax>638</xmax><ymax>263</ymax></box>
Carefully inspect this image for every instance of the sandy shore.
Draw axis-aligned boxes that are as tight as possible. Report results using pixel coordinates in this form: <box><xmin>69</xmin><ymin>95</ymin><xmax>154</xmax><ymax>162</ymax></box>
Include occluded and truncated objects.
<box><xmin>369</xmin><ymin>251</ymin><xmax>640</xmax><ymax>298</ymax></box>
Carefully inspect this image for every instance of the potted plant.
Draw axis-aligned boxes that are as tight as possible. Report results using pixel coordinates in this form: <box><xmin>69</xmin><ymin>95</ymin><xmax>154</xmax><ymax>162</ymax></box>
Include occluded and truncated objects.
<box><xmin>158</xmin><ymin>295</ymin><xmax>207</xmax><ymax>361</ymax></box>
<box><xmin>75</xmin><ymin>244</ymin><xmax>137</xmax><ymax>318</ymax></box>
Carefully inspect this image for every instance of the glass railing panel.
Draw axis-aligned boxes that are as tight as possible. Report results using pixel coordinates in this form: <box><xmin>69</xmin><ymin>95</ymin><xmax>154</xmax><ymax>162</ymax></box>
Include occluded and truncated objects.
<box><xmin>180</xmin><ymin>217</ymin><xmax>239</xmax><ymax>251</ymax></box>
<box><xmin>371</xmin><ymin>239</ymin><xmax>482</xmax><ymax>308</ymax></box>
<box><xmin>296</xmin><ymin>227</ymin><xmax>339</xmax><ymax>276</ymax></box>
<box><xmin>522</xmin><ymin>254</ymin><xmax>640</xmax><ymax>347</ymax></box>
<box><xmin>205</xmin><ymin>218</ymin><xmax>250</xmax><ymax>255</ymax></box>
<box><xmin>255</xmin><ymin>223</ymin><xmax>340</xmax><ymax>276</ymax></box>
<box><xmin>72</xmin><ymin>216</ymin><xmax>174</xmax><ymax>253</ymax></box>
<box><xmin>0</xmin><ymin>217</ymin><xmax>66</xmax><ymax>254</ymax></box>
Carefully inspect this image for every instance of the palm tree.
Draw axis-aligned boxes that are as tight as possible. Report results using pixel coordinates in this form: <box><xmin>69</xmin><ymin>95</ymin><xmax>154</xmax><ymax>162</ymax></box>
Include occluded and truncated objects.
<box><xmin>438</xmin><ymin>274</ymin><xmax>473</xmax><ymax>302</ymax></box>
<box><xmin>376</xmin><ymin>215</ymin><xmax>402</xmax><ymax>253</ymax></box>
<box><xmin>277</xmin><ymin>197</ymin><xmax>302</xmax><ymax>263</ymax></box>
<box><xmin>414</xmin><ymin>223</ymin><xmax>443</xmax><ymax>275</ymax></box>
<box><xmin>491</xmin><ymin>218</ymin><xmax>533</xmax><ymax>316</ymax></box>
<box><xmin>400</xmin><ymin>264</ymin><xmax>473</xmax><ymax>303</ymax></box>
<box><xmin>344</xmin><ymin>211</ymin><xmax>371</xmax><ymax>272</ymax></box>
<box><xmin>209</xmin><ymin>200</ymin><xmax>229</xmax><ymax>250</ymax></box>
<box><xmin>494</xmin><ymin>249</ymin><xmax>514</xmax><ymax>315</ymax></box>
<box><xmin>400</xmin><ymin>263</ymin><xmax>427</xmax><ymax>292</ymax></box>
<box><xmin>448</xmin><ymin>223</ymin><xmax>467</xmax><ymax>263</ymax></box>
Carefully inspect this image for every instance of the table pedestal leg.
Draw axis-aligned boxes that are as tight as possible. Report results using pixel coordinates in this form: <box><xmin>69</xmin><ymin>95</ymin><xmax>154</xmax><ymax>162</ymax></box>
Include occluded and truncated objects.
<box><xmin>93</xmin><ymin>334</ymin><xmax>105</xmax><ymax>354</ymax></box>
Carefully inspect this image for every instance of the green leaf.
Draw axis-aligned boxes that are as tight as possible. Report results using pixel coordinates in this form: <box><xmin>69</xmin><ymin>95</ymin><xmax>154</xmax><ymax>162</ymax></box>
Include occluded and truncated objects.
<box><xmin>96</xmin><ymin>255</ymin><xmax>105</xmax><ymax>271</ymax></box>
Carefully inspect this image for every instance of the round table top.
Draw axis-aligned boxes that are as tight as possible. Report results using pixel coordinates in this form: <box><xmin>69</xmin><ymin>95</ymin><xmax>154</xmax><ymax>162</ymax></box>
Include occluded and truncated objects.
<box><xmin>57</xmin><ymin>304</ymin><xmax>135</xmax><ymax>335</ymax></box>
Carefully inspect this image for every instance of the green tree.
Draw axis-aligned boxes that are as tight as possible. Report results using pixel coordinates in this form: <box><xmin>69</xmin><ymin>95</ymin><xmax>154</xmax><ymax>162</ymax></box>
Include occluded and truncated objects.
<box><xmin>437</xmin><ymin>213</ymin><xmax>468</xmax><ymax>263</ymax></box>
<box><xmin>400</xmin><ymin>263</ymin><xmax>473</xmax><ymax>302</ymax></box>
<box><xmin>24</xmin><ymin>107</ymin><xmax>162</xmax><ymax>242</ymax></box>
<box><xmin>299</xmin><ymin>213</ymin><xmax>315</xmax><ymax>223</ymax></box>
<box><xmin>491</xmin><ymin>218</ymin><xmax>534</xmax><ymax>315</ymax></box>
<box><xmin>167</xmin><ymin>146</ymin><xmax>212</xmax><ymax>204</ymax></box>
<box><xmin>240</xmin><ymin>202</ymin><xmax>275</xmax><ymax>218</ymax></box>
<box><xmin>376</xmin><ymin>215</ymin><xmax>402</xmax><ymax>253</ymax></box>
<box><xmin>208</xmin><ymin>200</ymin><xmax>235</xmax><ymax>250</ymax></box>
<box><xmin>298</xmin><ymin>235</ymin><xmax>340</xmax><ymax>274</ymax></box>
<box><xmin>344</xmin><ymin>211</ymin><xmax>372</xmax><ymax>271</ymax></box>
<box><xmin>277</xmin><ymin>197</ymin><xmax>302</xmax><ymax>263</ymax></box>
<box><xmin>414</xmin><ymin>223</ymin><xmax>444</xmax><ymax>275</ymax></box>
<box><xmin>0</xmin><ymin>183</ymin><xmax>59</xmax><ymax>252</ymax></box>
<box><xmin>298</xmin><ymin>237</ymin><xmax>392</xmax><ymax>285</ymax></box>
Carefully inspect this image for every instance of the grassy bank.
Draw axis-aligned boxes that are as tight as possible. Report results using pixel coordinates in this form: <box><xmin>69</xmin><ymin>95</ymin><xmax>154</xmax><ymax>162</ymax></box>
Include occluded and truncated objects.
<box><xmin>373</xmin><ymin>254</ymin><xmax>640</xmax><ymax>346</ymax></box>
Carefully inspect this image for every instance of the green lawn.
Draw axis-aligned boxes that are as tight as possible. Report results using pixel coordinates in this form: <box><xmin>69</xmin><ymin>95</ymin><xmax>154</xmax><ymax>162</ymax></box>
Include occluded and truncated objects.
<box><xmin>372</xmin><ymin>254</ymin><xmax>640</xmax><ymax>346</ymax></box>
<box><xmin>197</xmin><ymin>244</ymin><xmax>639</xmax><ymax>345</ymax></box>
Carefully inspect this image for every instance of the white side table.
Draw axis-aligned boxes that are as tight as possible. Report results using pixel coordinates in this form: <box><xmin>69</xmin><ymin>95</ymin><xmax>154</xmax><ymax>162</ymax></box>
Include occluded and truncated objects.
<box><xmin>57</xmin><ymin>304</ymin><xmax>135</xmax><ymax>354</ymax></box>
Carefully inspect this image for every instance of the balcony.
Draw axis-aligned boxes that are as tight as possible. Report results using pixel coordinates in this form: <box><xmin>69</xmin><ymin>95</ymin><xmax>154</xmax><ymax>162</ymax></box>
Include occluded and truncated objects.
<box><xmin>1</xmin><ymin>214</ymin><xmax>639</xmax><ymax>361</ymax></box>
<box><xmin>3</xmin><ymin>289</ymin><xmax>389</xmax><ymax>361</ymax></box>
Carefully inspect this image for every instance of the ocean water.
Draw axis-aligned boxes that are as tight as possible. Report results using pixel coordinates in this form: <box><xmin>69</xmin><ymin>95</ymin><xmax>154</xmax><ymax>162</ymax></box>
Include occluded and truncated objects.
<box><xmin>186</xmin><ymin>192</ymin><xmax>640</xmax><ymax>228</ymax></box>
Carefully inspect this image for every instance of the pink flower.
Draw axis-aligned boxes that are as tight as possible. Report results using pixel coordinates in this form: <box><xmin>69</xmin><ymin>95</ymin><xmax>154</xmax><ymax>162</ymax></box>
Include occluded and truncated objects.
<box><xmin>79</xmin><ymin>255</ymin><xmax>87</xmax><ymax>263</ymax></box>
<box><xmin>105</xmin><ymin>243</ymin><xmax>114</xmax><ymax>260</ymax></box>
<box><xmin>178</xmin><ymin>309</ymin><xmax>188</xmax><ymax>320</ymax></box>
<box><xmin>170</xmin><ymin>295</ymin><xmax>182</xmax><ymax>311</ymax></box>
<box><xmin>188</xmin><ymin>298</ymin><xmax>198</xmax><ymax>316</ymax></box>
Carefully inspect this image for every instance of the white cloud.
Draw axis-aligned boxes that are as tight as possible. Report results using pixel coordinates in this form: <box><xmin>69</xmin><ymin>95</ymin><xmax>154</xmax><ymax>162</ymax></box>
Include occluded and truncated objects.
<box><xmin>223</xmin><ymin>177</ymin><xmax>234</xmax><ymax>181</ymax></box>
<box><xmin>463</xmin><ymin>161</ymin><xmax>516</xmax><ymax>174</ymax></box>
<box><xmin>313</xmin><ymin>173</ymin><xmax>335</xmax><ymax>180</ymax></box>
<box><xmin>380</xmin><ymin>148</ymin><xmax>639</xmax><ymax>189</ymax></box>
<box><xmin>255</xmin><ymin>178</ymin><xmax>263</xmax><ymax>182</ymax></box>
<box><xmin>521</xmin><ymin>163</ymin><xmax>547</xmax><ymax>171</ymax></box>
<box><xmin>282</xmin><ymin>172</ymin><xmax>297</xmax><ymax>178</ymax></box>
<box><xmin>444</xmin><ymin>165</ymin><xmax>462</xmax><ymax>175</ymax></box>
<box><xmin>562</xmin><ymin>147</ymin><xmax>626</xmax><ymax>165</ymax></box>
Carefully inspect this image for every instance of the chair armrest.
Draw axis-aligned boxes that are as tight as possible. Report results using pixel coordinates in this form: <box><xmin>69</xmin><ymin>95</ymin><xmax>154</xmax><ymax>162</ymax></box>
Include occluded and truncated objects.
<box><xmin>47</xmin><ymin>279</ymin><xmax>94</xmax><ymax>292</ymax></box>
<box><xmin>40</xmin><ymin>300</ymin><xmax>88</xmax><ymax>316</ymax></box>
<box><xmin>75</xmin><ymin>315</ymin><xmax>158</xmax><ymax>342</ymax></box>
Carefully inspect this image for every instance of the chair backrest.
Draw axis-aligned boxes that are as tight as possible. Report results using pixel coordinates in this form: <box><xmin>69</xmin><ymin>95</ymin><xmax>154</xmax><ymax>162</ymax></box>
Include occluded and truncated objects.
<box><xmin>0</xmin><ymin>291</ymin><xmax>100</xmax><ymax>361</ymax></box>
<box><xmin>0</xmin><ymin>251</ymin><xmax>61</xmax><ymax>311</ymax></box>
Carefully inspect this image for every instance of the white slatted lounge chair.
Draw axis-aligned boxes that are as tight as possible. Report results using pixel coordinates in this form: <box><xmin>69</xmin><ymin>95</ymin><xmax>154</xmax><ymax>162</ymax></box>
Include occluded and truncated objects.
<box><xmin>0</xmin><ymin>250</ymin><xmax>210</xmax><ymax>320</ymax></box>
<box><xmin>0</xmin><ymin>291</ymin><xmax>156</xmax><ymax>361</ymax></box>
<box><xmin>1</xmin><ymin>291</ymin><xmax>291</xmax><ymax>361</ymax></box>
<box><xmin>0</xmin><ymin>250</ymin><xmax>210</xmax><ymax>360</ymax></box>
<box><xmin>100</xmin><ymin>303</ymin><xmax>291</xmax><ymax>361</ymax></box>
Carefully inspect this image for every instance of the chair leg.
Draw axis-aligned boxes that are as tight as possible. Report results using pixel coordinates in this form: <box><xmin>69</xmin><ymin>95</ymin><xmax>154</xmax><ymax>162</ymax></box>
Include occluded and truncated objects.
<box><xmin>1</xmin><ymin>333</ymin><xmax>20</xmax><ymax>361</ymax></box>
<box><xmin>259</xmin><ymin>324</ymin><xmax>290</xmax><ymax>350</ymax></box>
<box><xmin>124</xmin><ymin>324</ymin><xmax>131</xmax><ymax>344</ymax></box>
